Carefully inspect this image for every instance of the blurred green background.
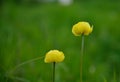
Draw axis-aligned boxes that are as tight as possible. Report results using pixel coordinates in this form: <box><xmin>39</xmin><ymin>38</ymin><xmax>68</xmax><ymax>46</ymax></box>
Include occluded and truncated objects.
<box><xmin>0</xmin><ymin>0</ymin><xmax>120</xmax><ymax>82</ymax></box>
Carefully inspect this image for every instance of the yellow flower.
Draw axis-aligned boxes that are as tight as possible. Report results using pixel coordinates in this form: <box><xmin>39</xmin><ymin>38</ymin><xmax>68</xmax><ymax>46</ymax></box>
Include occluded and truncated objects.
<box><xmin>72</xmin><ymin>21</ymin><xmax>93</xmax><ymax>36</ymax></box>
<box><xmin>44</xmin><ymin>50</ymin><xmax>65</xmax><ymax>63</ymax></box>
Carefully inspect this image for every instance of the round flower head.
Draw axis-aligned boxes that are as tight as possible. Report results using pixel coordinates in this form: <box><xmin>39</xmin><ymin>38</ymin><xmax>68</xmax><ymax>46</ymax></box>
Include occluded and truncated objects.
<box><xmin>72</xmin><ymin>21</ymin><xmax>93</xmax><ymax>36</ymax></box>
<box><xmin>44</xmin><ymin>50</ymin><xmax>65</xmax><ymax>63</ymax></box>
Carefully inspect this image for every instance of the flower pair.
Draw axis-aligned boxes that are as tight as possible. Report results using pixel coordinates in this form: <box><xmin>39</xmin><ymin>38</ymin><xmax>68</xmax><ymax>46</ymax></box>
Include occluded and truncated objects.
<box><xmin>44</xmin><ymin>21</ymin><xmax>93</xmax><ymax>82</ymax></box>
<box><xmin>44</xmin><ymin>21</ymin><xmax>93</xmax><ymax>63</ymax></box>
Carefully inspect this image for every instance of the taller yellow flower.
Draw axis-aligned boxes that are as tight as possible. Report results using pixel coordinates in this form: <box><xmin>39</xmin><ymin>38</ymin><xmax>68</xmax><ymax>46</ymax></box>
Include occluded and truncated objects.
<box><xmin>72</xmin><ymin>21</ymin><xmax>93</xmax><ymax>36</ymax></box>
<box><xmin>44</xmin><ymin>50</ymin><xmax>65</xmax><ymax>63</ymax></box>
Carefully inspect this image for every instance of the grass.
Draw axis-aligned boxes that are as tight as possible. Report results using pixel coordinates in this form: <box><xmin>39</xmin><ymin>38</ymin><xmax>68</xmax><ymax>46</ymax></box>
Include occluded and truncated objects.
<box><xmin>0</xmin><ymin>1</ymin><xmax>120</xmax><ymax>82</ymax></box>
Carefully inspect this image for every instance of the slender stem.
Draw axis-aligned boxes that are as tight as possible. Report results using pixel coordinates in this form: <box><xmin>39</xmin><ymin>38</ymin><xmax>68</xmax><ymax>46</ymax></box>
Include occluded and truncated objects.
<box><xmin>113</xmin><ymin>69</ymin><xmax>116</xmax><ymax>82</ymax></box>
<box><xmin>80</xmin><ymin>35</ymin><xmax>84</xmax><ymax>82</ymax></box>
<box><xmin>8</xmin><ymin>56</ymin><xmax>44</xmax><ymax>76</ymax></box>
<box><xmin>53</xmin><ymin>62</ymin><xmax>56</xmax><ymax>82</ymax></box>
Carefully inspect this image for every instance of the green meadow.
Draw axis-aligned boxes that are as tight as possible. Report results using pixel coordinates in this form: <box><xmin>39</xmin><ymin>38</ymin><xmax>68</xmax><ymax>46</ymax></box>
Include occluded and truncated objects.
<box><xmin>0</xmin><ymin>0</ymin><xmax>120</xmax><ymax>82</ymax></box>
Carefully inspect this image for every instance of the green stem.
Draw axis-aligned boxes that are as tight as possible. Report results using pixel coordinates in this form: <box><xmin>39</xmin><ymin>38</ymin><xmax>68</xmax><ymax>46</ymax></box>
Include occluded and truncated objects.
<box><xmin>103</xmin><ymin>77</ymin><xmax>107</xmax><ymax>82</ymax></box>
<box><xmin>113</xmin><ymin>69</ymin><xmax>116</xmax><ymax>82</ymax></box>
<box><xmin>80</xmin><ymin>35</ymin><xmax>84</xmax><ymax>82</ymax></box>
<box><xmin>8</xmin><ymin>56</ymin><xmax>44</xmax><ymax>76</ymax></box>
<box><xmin>53</xmin><ymin>62</ymin><xmax>56</xmax><ymax>82</ymax></box>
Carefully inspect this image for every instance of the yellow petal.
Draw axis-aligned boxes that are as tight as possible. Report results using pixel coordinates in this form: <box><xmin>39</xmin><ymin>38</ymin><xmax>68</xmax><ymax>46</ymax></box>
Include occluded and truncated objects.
<box><xmin>44</xmin><ymin>50</ymin><xmax>65</xmax><ymax>63</ymax></box>
<box><xmin>72</xmin><ymin>21</ymin><xmax>93</xmax><ymax>36</ymax></box>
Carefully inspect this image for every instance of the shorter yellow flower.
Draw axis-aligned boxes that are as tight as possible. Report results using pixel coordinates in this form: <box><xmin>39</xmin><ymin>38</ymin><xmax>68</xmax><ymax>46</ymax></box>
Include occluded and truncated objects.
<box><xmin>72</xmin><ymin>21</ymin><xmax>93</xmax><ymax>36</ymax></box>
<box><xmin>44</xmin><ymin>50</ymin><xmax>65</xmax><ymax>63</ymax></box>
